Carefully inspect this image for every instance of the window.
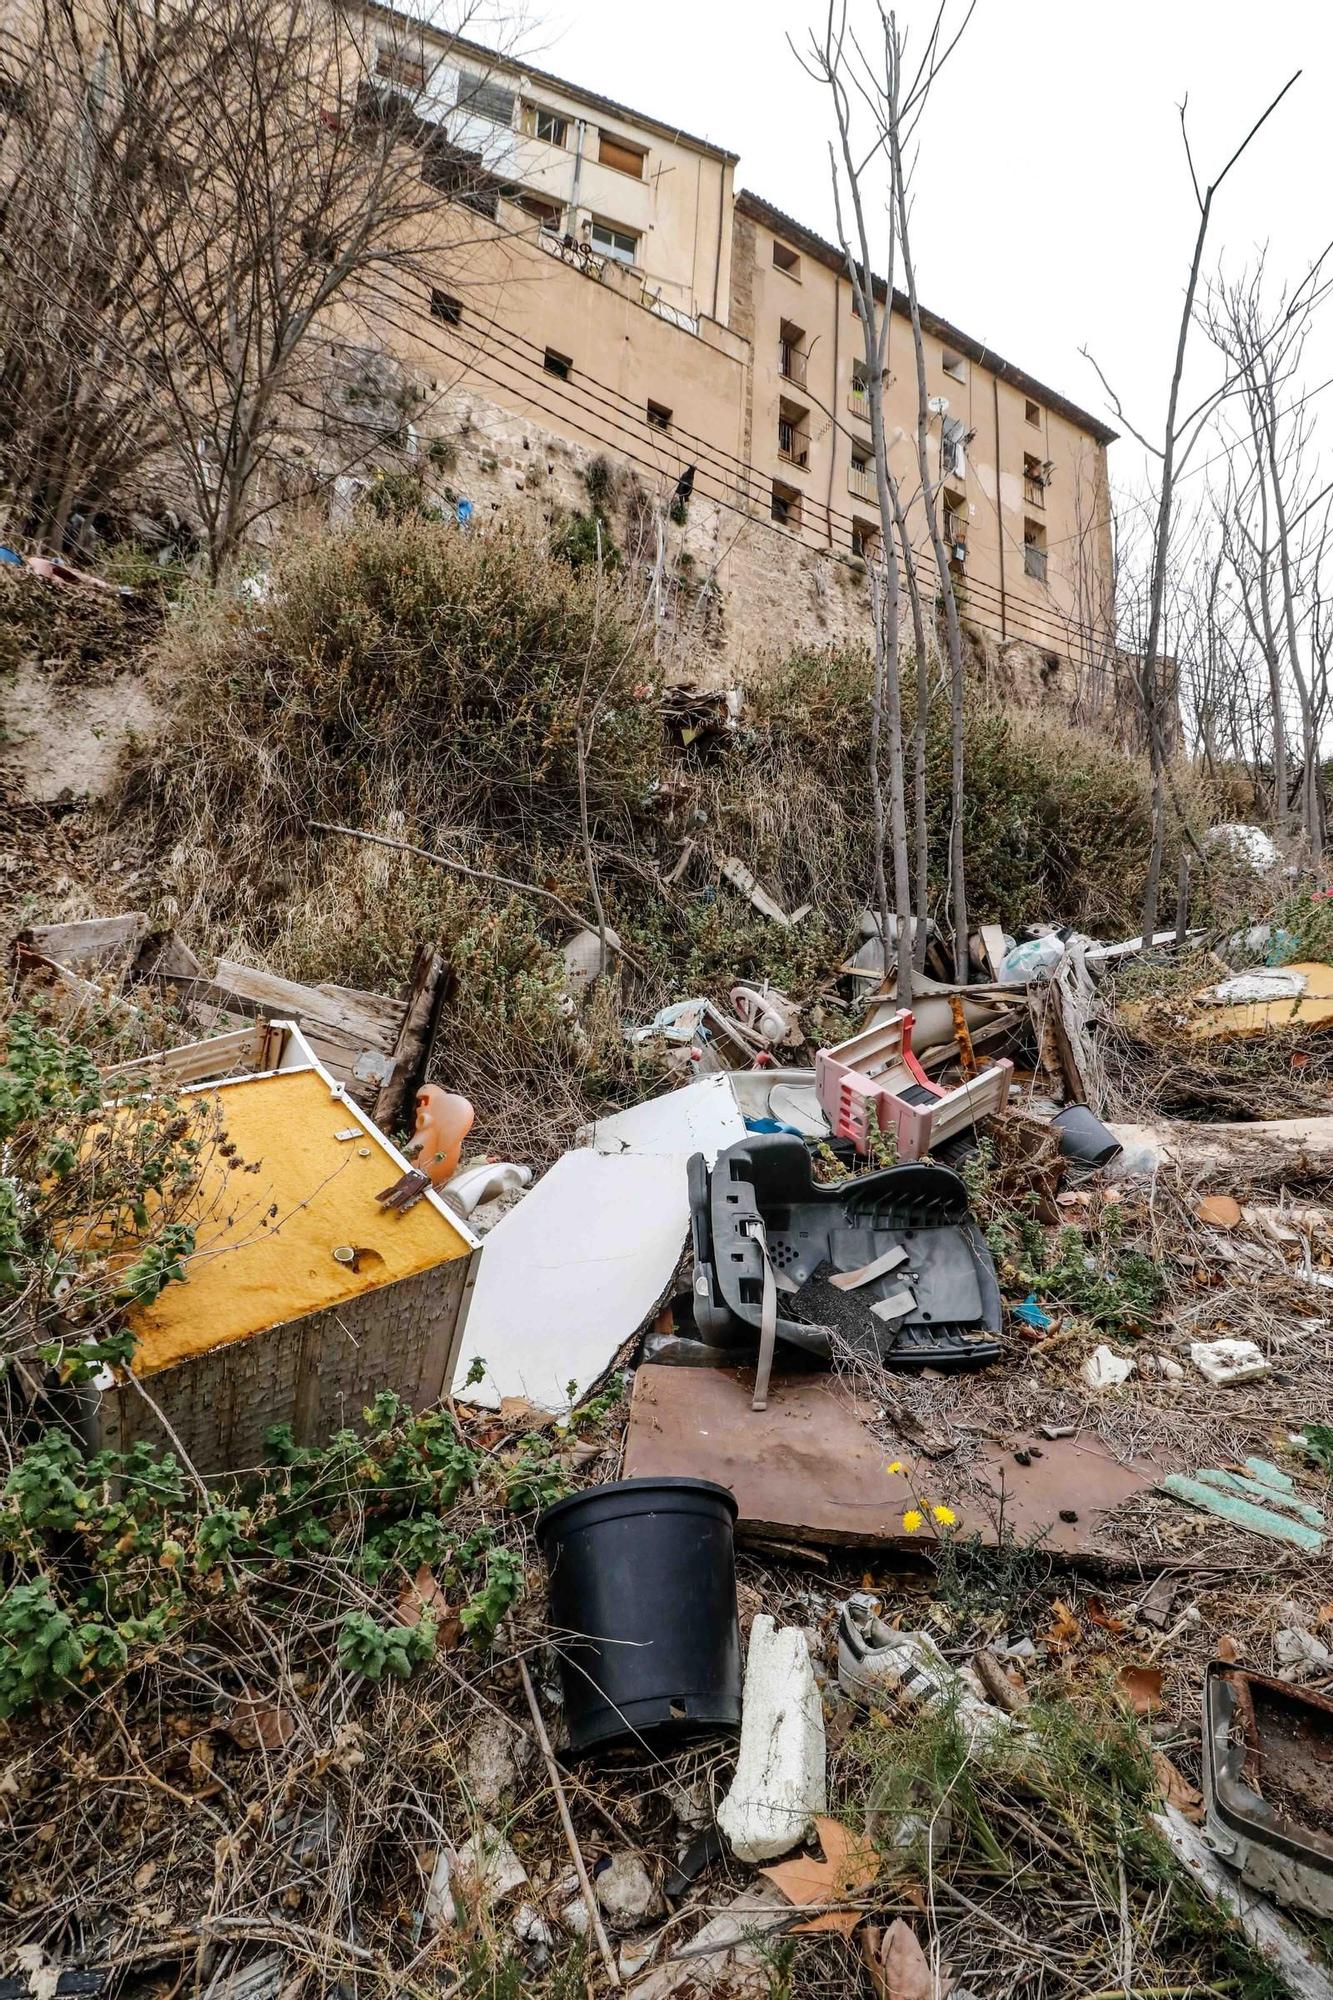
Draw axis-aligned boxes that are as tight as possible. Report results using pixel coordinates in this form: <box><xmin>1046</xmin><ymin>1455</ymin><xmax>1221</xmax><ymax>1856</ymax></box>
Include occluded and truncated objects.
<box><xmin>851</xmin><ymin>519</ymin><xmax>879</xmax><ymax>560</ymax></box>
<box><xmin>544</xmin><ymin>346</ymin><xmax>573</xmax><ymax>380</ymax></box>
<box><xmin>455</xmin><ymin>71</ymin><xmax>515</xmax><ymax>127</ymax></box>
<box><xmin>778</xmin><ymin>320</ymin><xmax>807</xmax><ymax>385</ymax></box>
<box><xmin>598</xmin><ymin>131</ymin><xmax>645</xmax><ymax>178</ymax></box>
<box><xmin>1023</xmin><ymin>518</ymin><xmax>1047</xmax><ymax>583</ymax></box>
<box><xmin>777</xmin><ymin>398</ymin><xmax>809</xmax><ymax>468</ymax></box>
<box><xmin>849</xmin><ymin>361</ymin><xmax>869</xmax><ymax>417</ymax></box>
<box><xmin>512</xmin><ymin>189</ymin><xmax>563</xmax><ymax>230</ymax></box>
<box><xmin>646</xmin><ymin>400</ymin><xmax>672</xmax><ymax>431</ymax></box>
<box><xmin>942</xmin><ymin>348</ymin><xmax>967</xmax><ymax>383</ymax></box>
<box><xmin>1023</xmin><ymin>452</ymin><xmax>1048</xmax><ymax>508</ymax></box>
<box><xmin>430</xmin><ymin>289</ymin><xmax>463</xmax><ymax>325</ymax></box>
<box><xmin>375</xmin><ymin>41</ymin><xmax>426</xmax><ymax>90</ymax></box>
<box><xmin>849</xmin><ymin>451</ymin><xmax>872</xmax><ymax>500</ymax></box>
<box><xmin>943</xmin><ymin>489</ymin><xmax>967</xmax><ymax>551</ymax></box>
<box><xmin>1024</xmin><ymin>397</ymin><xmax>1041</xmax><ymax>427</ymax></box>
<box><xmin>772</xmin><ymin>239</ymin><xmax>800</xmax><ymax>277</ymax></box>
<box><xmin>522</xmin><ymin>101</ymin><xmax>568</xmax><ymax>146</ymax></box>
<box><xmin>589</xmin><ymin>218</ymin><xmax>639</xmax><ymax>264</ymax></box>
<box><xmin>771</xmin><ymin>479</ymin><xmax>802</xmax><ymax>529</ymax></box>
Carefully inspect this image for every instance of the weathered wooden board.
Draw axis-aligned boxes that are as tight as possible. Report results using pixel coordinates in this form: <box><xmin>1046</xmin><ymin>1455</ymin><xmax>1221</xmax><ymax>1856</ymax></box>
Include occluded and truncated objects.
<box><xmin>18</xmin><ymin>912</ymin><xmax>147</xmax><ymax>972</ymax></box>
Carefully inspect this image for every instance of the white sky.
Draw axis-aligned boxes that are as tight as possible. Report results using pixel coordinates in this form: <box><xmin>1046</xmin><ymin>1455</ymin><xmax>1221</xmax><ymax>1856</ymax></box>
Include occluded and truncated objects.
<box><xmin>528</xmin><ymin>0</ymin><xmax>1333</xmax><ymax>506</ymax></box>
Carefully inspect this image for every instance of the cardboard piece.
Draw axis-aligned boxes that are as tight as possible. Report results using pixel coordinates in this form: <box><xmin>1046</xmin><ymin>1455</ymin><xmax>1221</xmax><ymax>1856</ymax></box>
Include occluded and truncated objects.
<box><xmin>624</xmin><ymin>1364</ymin><xmax>1164</xmax><ymax>1559</ymax></box>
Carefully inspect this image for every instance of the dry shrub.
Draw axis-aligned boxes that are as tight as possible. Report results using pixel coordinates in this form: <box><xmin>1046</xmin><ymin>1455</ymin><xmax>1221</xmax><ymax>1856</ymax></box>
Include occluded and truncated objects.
<box><xmin>107</xmin><ymin>530</ymin><xmax>1235</xmax><ymax>1153</ymax></box>
<box><xmin>118</xmin><ymin>517</ymin><xmax>661</xmax><ymax>940</ymax></box>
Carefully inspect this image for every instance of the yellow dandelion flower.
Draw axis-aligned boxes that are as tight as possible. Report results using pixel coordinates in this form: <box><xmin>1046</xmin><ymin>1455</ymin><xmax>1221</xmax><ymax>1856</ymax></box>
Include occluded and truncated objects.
<box><xmin>932</xmin><ymin>1504</ymin><xmax>957</xmax><ymax>1527</ymax></box>
<box><xmin>886</xmin><ymin>1460</ymin><xmax>904</xmax><ymax>1476</ymax></box>
<box><xmin>902</xmin><ymin>1508</ymin><xmax>924</xmax><ymax>1533</ymax></box>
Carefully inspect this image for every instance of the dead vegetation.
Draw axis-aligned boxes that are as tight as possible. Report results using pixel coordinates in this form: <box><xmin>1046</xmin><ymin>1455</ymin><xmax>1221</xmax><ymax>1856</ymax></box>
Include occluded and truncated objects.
<box><xmin>74</xmin><ymin>516</ymin><xmax>1228</xmax><ymax>1164</ymax></box>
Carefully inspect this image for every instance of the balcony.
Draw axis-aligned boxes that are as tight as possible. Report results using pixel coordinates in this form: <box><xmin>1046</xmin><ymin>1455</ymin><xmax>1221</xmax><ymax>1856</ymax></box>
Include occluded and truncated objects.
<box><xmin>848</xmin><ymin>382</ymin><xmax>868</xmax><ymax>420</ymax></box>
<box><xmin>849</xmin><ymin>459</ymin><xmax>873</xmax><ymax>501</ymax></box>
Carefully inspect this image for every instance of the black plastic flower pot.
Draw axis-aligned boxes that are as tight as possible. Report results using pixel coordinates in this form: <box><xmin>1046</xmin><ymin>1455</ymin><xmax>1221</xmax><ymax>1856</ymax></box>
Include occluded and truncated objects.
<box><xmin>1051</xmin><ymin>1103</ymin><xmax>1123</xmax><ymax>1168</ymax></box>
<box><xmin>537</xmin><ymin>1476</ymin><xmax>741</xmax><ymax>1759</ymax></box>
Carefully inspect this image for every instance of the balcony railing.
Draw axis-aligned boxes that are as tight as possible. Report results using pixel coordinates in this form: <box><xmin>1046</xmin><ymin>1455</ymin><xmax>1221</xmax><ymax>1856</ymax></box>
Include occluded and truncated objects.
<box><xmin>849</xmin><ymin>460</ymin><xmax>873</xmax><ymax>500</ymax></box>
<box><xmin>1023</xmin><ymin>476</ymin><xmax>1046</xmax><ymax>508</ymax></box>
<box><xmin>848</xmin><ymin>382</ymin><xmax>868</xmax><ymax>419</ymax></box>
<box><xmin>779</xmin><ymin>342</ymin><xmax>807</xmax><ymax>385</ymax></box>
<box><xmin>1024</xmin><ymin>544</ymin><xmax>1048</xmax><ymax>583</ymax></box>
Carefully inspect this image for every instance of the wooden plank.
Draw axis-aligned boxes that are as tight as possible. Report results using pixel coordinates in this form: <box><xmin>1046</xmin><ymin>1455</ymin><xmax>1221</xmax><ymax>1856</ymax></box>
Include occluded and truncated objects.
<box><xmin>208</xmin><ymin>959</ymin><xmax>397</xmax><ymax>1047</ymax></box>
<box><xmin>374</xmin><ymin>944</ymin><xmax>445</xmax><ymax>1131</ymax></box>
<box><xmin>979</xmin><ymin>923</ymin><xmax>1008</xmax><ymax>981</ymax></box>
<box><xmin>134</xmin><ymin>930</ymin><xmax>206</xmax><ymax>982</ymax></box>
<box><xmin>624</xmin><ymin>1365</ymin><xmax>1165</xmax><ymax>1561</ymax></box>
<box><xmin>719</xmin><ymin>857</ymin><xmax>791</xmax><ymax>926</ymax></box>
<box><xmin>18</xmin><ymin>911</ymin><xmax>147</xmax><ymax>972</ymax></box>
<box><xmin>106</xmin><ymin>1024</ymin><xmax>270</xmax><ymax>1088</ymax></box>
<box><xmin>315</xmin><ymin>983</ymin><xmax>408</xmax><ymax>1036</ymax></box>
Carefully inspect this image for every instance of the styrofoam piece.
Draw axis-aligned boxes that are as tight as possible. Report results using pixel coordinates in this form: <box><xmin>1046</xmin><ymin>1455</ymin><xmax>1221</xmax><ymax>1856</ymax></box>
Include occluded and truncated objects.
<box><xmin>1082</xmin><ymin>1344</ymin><xmax>1135</xmax><ymax>1389</ymax></box>
<box><xmin>443</xmin><ymin>1160</ymin><xmax>533</xmax><ymax>1217</ymax></box>
<box><xmin>454</xmin><ymin>1150</ymin><xmax>690</xmax><ymax>1412</ymax></box>
<box><xmin>717</xmin><ymin>1614</ymin><xmax>827</xmax><ymax>1863</ymax></box>
<box><xmin>1206</xmin><ymin>822</ymin><xmax>1280</xmax><ymax>871</ymax></box>
<box><xmin>1200</xmin><ymin>971</ymin><xmax>1307</xmax><ymax>1006</ymax></box>
<box><xmin>1190</xmin><ymin>1338</ymin><xmax>1270</xmax><ymax>1386</ymax></box>
<box><xmin>584</xmin><ymin>1075</ymin><xmax>749</xmax><ymax>1165</ymax></box>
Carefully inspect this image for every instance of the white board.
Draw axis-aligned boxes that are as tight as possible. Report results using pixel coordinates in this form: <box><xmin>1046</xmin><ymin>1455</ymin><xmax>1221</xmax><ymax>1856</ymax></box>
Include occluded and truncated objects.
<box><xmin>583</xmin><ymin>1074</ymin><xmax>748</xmax><ymax>1164</ymax></box>
<box><xmin>453</xmin><ymin>1150</ymin><xmax>691</xmax><ymax>1413</ymax></box>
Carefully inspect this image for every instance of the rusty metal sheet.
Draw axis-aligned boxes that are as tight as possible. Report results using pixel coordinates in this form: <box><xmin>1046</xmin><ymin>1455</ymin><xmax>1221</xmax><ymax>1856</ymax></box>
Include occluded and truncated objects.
<box><xmin>624</xmin><ymin>1365</ymin><xmax>1165</xmax><ymax>1562</ymax></box>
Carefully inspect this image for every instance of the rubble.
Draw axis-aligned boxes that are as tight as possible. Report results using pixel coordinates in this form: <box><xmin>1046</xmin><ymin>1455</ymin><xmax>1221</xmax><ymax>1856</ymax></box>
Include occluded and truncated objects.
<box><xmin>594</xmin><ymin>1853</ymin><xmax>663</xmax><ymax>1930</ymax></box>
<box><xmin>12</xmin><ymin>839</ymin><xmax>1333</xmax><ymax>2000</ymax></box>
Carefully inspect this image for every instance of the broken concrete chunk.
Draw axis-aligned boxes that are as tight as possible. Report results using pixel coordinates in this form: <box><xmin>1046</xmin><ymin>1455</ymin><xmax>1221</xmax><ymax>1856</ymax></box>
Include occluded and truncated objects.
<box><xmin>1082</xmin><ymin>1345</ymin><xmax>1135</xmax><ymax>1390</ymax></box>
<box><xmin>453</xmin><ymin>1824</ymin><xmax>529</xmax><ymax>1905</ymax></box>
<box><xmin>1190</xmin><ymin>1338</ymin><xmax>1270</xmax><ymax>1386</ymax></box>
<box><xmin>717</xmin><ymin>1614</ymin><xmax>826</xmax><ymax>1863</ymax></box>
<box><xmin>465</xmin><ymin>1715</ymin><xmax>537</xmax><ymax>1810</ymax></box>
<box><xmin>595</xmin><ymin>1852</ymin><xmax>663</xmax><ymax>1932</ymax></box>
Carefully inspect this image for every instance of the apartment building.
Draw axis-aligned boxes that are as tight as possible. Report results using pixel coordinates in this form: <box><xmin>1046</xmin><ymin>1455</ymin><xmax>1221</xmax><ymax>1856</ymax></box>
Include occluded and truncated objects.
<box><xmin>352</xmin><ymin>11</ymin><xmax>1117</xmax><ymax>691</ymax></box>
<box><xmin>731</xmin><ymin>194</ymin><xmax>1117</xmax><ymax>684</ymax></box>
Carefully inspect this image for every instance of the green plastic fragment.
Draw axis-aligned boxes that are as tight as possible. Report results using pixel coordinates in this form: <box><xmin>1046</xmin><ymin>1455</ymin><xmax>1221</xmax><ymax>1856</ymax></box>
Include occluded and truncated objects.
<box><xmin>1159</xmin><ymin>1474</ymin><xmax>1325</xmax><ymax>1552</ymax></box>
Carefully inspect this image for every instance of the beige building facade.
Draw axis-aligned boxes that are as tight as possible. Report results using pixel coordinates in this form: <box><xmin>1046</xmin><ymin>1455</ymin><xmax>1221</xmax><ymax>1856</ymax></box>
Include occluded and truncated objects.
<box><xmin>353</xmin><ymin>13</ymin><xmax>1118</xmax><ymax>700</ymax></box>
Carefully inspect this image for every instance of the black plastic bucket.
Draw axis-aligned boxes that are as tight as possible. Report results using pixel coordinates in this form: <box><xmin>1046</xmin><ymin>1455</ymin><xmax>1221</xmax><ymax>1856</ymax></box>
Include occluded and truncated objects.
<box><xmin>537</xmin><ymin>1476</ymin><xmax>741</xmax><ymax>1758</ymax></box>
<box><xmin>1051</xmin><ymin>1103</ymin><xmax>1123</xmax><ymax>1169</ymax></box>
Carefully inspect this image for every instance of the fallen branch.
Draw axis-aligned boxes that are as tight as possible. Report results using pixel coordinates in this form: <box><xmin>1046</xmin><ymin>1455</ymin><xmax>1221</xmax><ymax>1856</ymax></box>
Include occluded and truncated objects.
<box><xmin>308</xmin><ymin>821</ymin><xmax>610</xmax><ymax>944</ymax></box>
<box><xmin>518</xmin><ymin>1656</ymin><xmax>621</xmax><ymax>1990</ymax></box>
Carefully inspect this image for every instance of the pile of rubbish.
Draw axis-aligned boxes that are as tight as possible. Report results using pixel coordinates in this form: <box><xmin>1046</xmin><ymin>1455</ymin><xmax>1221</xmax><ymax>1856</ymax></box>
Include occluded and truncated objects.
<box><xmin>7</xmin><ymin>869</ymin><xmax>1333</xmax><ymax>2000</ymax></box>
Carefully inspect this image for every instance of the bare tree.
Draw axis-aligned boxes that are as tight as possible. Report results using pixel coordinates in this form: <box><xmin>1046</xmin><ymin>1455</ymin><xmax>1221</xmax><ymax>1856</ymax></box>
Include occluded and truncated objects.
<box><xmin>1206</xmin><ymin>253</ymin><xmax>1333</xmax><ymax>855</ymax></box>
<box><xmin>875</xmin><ymin>3</ymin><xmax>975</xmax><ymax>980</ymax></box>
<box><xmin>1083</xmin><ymin>72</ymin><xmax>1300</xmax><ymax>942</ymax></box>
<box><xmin>799</xmin><ymin>4</ymin><xmax>913</xmax><ymax>1005</ymax></box>
<box><xmin>799</xmin><ymin>2</ymin><xmax>976</xmax><ymax>999</ymax></box>
<box><xmin>0</xmin><ymin>0</ymin><xmax>508</xmax><ymax>570</ymax></box>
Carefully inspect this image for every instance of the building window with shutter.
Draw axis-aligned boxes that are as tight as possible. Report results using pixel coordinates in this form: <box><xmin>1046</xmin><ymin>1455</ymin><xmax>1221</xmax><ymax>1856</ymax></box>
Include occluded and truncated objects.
<box><xmin>598</xmin><ymin>131</ymin><xmax>645</xmax><ymax>178</ymax></box>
